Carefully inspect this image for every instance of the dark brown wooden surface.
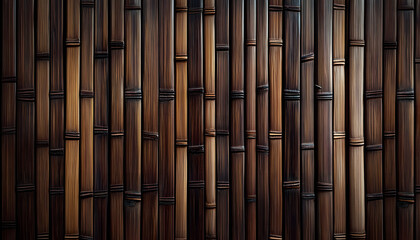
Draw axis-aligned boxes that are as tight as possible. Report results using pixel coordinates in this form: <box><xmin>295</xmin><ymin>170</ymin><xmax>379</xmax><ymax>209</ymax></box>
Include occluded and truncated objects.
<box><xmin>1</xmin><ymin>1</ymin><xmax>420</xmax><ymax>239</ymax></box>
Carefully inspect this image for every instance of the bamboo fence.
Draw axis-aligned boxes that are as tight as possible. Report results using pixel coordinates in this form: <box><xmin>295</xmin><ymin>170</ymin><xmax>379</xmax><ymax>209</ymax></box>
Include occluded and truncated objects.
<box><xmin>0</xmin><ymin>1</ymin><xmax>419</xmax><ymax>239</ymax></box>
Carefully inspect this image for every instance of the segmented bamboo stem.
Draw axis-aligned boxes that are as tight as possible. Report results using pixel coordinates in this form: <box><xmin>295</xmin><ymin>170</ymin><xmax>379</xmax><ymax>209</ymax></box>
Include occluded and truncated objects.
<box><xmin>415</xmin><ymin>0</ymin><xmax>420</xmax><ymax>236</ymax></box>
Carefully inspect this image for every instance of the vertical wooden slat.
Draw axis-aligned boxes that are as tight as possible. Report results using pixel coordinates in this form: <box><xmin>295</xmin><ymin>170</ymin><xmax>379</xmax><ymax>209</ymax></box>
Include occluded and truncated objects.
<box><xmin>397</xmin><ymin>0</ymin><xmax>415</xmax><ymax>239</ymax></box>
<box><xmin>348</xmin><ymin>0</ymin><xmax>366</xmax><ymax>239</ymax></box>
<box><xmin>124</xmin><ymin>0</ymin><xmax>142</xmax><ymax>238</ymax></box>
<box><xmin>36</xmin><ymin>0</ymin><xmax>50</xmax><ymax>238</ymax></box>
<box><xmin>158</xmin><ymin>0</ymin><xmax>175</xmax><ymax>238</ymax></box>
<box><xmin>215</xmin><ymin>0</ymin><xmax>229</xmax><ymax>239</ymax></box>
<box><xmin>364</xmin><ymin>0</ymin><xmax>383</xmax><ymax>239</ymax></box>
<box><xmin>204</xmin><ymin>0</ymin><xmax>216</xmax><ymax>239</ymax></box>
<box><xmin>16</xmin><ymin>0</ymin><xmax>35</xmax><ymax>238</ymax></box>
<box><xmin>383</xmin><ymin>1</ymin><xmax>397</xmax><ymax>239</ymax></box>
<box><xmin>1</xmin><ymin>0</ymin><xmax>17</xmax><ymax>238</ymax></box>
<box><xmin>301</xmin><ymin>0</ymin><xmax>315</xmax><ymax>239</ymax></box>
<box><xmin>80</xmin><ymin>0</ymin><xmax>94</xmax><ymax>239</ymax></box>
<box><xmin>332</xmin><ymin>0</ymin><xmax>346</xmax><ymax>239</ymax></box>
<box><xmin>244</xmin><ymin>0</ymin><xmax>257</xmax><ymax>239</ymax></box>
<box><xmin>142</xmin><ymin>0</ymin><xmax>159</xmax><ymax>238</ymax></box>
<box><xmin>415</xmin><ymin>0</ymin><xmax>420</xmax><ymax>237</ymax></box>
<box><xmin>268</xmin><ymin>1</ymin><xmax>283</xmax><ymax>239</ymax></box>
<box><xmin>109</xmin><ymin>0</ymin><xmax>125</xmax><ymax>238</ymax></box>
<box><xmin>256</xmin><ymin>0</ymin><xmax>269</xmax><ymax>239</ymax></box>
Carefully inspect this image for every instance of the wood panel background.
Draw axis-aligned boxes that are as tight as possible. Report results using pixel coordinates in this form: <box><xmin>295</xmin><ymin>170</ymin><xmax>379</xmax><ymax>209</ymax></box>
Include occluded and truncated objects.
<box><xmin>1</xmin><ymin>0</ymin><xmax>420</xmax><ymax>239</ymax></box>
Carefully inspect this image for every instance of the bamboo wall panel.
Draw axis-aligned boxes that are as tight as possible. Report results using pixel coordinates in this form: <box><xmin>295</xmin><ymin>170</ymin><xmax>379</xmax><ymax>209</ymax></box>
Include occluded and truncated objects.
<box><xmin>2</xmin><ymin>1</ymin><xmax>420</xmax><ymax>239</ymax></box>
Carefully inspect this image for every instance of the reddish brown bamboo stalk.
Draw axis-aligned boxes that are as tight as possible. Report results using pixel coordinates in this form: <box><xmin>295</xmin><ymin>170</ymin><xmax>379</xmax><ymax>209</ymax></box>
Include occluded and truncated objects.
<box><xmin>383</xmin><ymin>1</ymin><xmax>397</xmax><ymax>239</ymax></box>
<box><xmin>204</xmin><ymin>0</ymin><xmax>216</xmax><ymax>239</ymax></box>
<box><xmin>80</xmin><ymin>0</ymin><xmax>94</xmax><ymax>238</ymax></box>
<box><xmin>256</xmin><ymin>0</ymin><xmax>269</xmax><ymax>239</ymax></box>
<box><xmin>245</xmin><ymin>0</ymin><xmax>257</xmax><ymax>239</ymax></box>
<box><xmin>124</xmin><ymin>0</ymin><xmax>142</xmax><ymax>238</ymax></box>
<box><xmin>332</xmin><ymin>1</ymin><xmax>346</xmax><ymax>239</ymax></box>
<box><xmin>415</xmin><ymin>0</ymin><xmax>420</xmax><ymax>237</ymax></box>
<box><xmin>268</xmin><ymin>1</ymin><xmax>283</xmax><ymax>240</ymax></box>
<box><xmin>16</xmin><ymin>0</ymin><xmax>36</xmax><ymax>238</ymax></box>
<box><xmin>1</xmin><ymin>0</ymin><xmax>17</xmax><ymax>238</ymax></box>
<box><xmin>94</xmin><ymin>0</ymin><xmax>109</xmax><ymax>238</ymax></box>
<box><xmin>348</xmin><ymin>0</ymin><xmax>366</xmax><ymax>239</ymax></box>
<box><xmin>396</xmin><ymin>0</ymin><xmax>415</xmax><ymax>239</ymax></box>
<box><xmin>364</xmin><ymin>0</ymin><xmax>383</xmax><ymax>238</ymax></box>
<box><xmin>158</xmin><ymin>0</ymin><xmax>175</xmax><ymax>238</ymax></box>
<box><xmin>109</xmin><ymin>0</ymin><xmax>125</xmax><ymax>238</ymax></box>
<box><xmin>301</xmin><ymin>0</ymin><xmax>315</xmax><ymax>239</ymax></box>
<box><xmin>175</xmin><ymin>0</ymin><xmax>188</xmax><ymax>239</ymax></box>
<box><xmin>36</xmin><ymin>0</ymin><xmax>50</xmax><ymax>238</ymax></box>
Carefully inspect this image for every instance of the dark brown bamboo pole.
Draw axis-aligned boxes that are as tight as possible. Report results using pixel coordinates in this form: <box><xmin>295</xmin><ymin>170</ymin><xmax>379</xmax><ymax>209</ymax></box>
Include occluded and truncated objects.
<box><xmin>230</xmin><ymin>0</ymin><xmax>245</xmax><ymax>239</ymax></box>
<box><xmin>80</xmin><ymin>0</ymin><xmax>94</xmax><ymax>239</ymax></box>
<box><xmin>301</xmin><ymin>0</ymin><xmax>315</xmax><ymax>239</ymax></box>
<box><xmin>348</xmin><ymin>0</ymin><xmax>366</xmax><ymax>239</ymax></box>
<box><xmin>1</xmin><ymin>0</ymin><xmax>16</xmax><ymax>238</ymax></box>
<box><xmin>283</xmin><ymin>1</ymin><xmax>301</xmax><ymax>239</ymax></box>
<box><xmin>109</xmin><ymin>0</ymin><xmax>125</xmax><ymax>238</ymax></box>
<box><xmin>204</xmin><ymin>0</ymin><xmax>216</xmax><ymax>239</ymax></box>
<box><xmin>364</xmin><ymin>0</ymin><xmax>383</xmax><ymax>238</ymax></box>
<box><xmin>332</xmin><ymin>0</ymin><xmax>346</xmax><ymax>239</ymax></box>
<box><xmin>256</xmin><ymin>0</ymin><xmax>269</xmax><ymax>239</ymax></box>
<box><xmin>36</xmin><ymin>0</ymin><xmax>50</xmax><ymax>238</ymax></box>
<box><xmin>396</xmin><ymin>0</ymin><xmax>415</xmax><ymax>238</ymax></box>
<box><xmin>267</xmin><ymin>1</ymin><xmax>283</xmax><ymax>239</ymax></box>
<box><xmin>175</xmin><ymin>0</ymin><xmax>188</xmax><ymax>239</ymax></box>
<box><xmin>50</xmin><ymin>0</ymin><xmax>65</xmax><ymax>238</ymax></box>
<box><xmin>124</xmin><ymin>0</ymin><xmax>142</xmax><ymax>238</ymax></box>
<box><xmin>315</xmin><ymin>0</ymin><xmax>333</xmax><ymax>239</ymax></box>
<box><xmin>244</xmin><ymin>0</ymin><xmax>257</xmax><ymax>239</ymax></box>
<box><xmin>94</xmin><ymin>0</ymin><xmax>109</xmax><ymax>238</ymax></box>
<box><xmin>215</xmin><ymin>0</ymin><xmax>229</xmax><ymax>239</ymax></box>
<box><xmin>158</xmin><ymin>0</ymin><xmax>175</xmax><ymax>238</ymax></box>
<box><xmin>142</xmin><ymin>0</ymin><xmax>159</xmax><ymax>238</ymax></box>
<box><xmin>415</xmin><ymin>0</ymin><xmax>420</xmax><ymax>237</ymax></box>
<box><xmin>64</xmin><ymin>0</ymin><xmax>80</xmax><ymax>239</ymax></box>
<box><xmin>16</xmin><ymin>0</ymin><xmax>36</xmax><ymax>238</ymax></box>
<box><xmin>383</xmin><ymin>1</ymin><xmax>397</xmax><ymax>239</ymax></box>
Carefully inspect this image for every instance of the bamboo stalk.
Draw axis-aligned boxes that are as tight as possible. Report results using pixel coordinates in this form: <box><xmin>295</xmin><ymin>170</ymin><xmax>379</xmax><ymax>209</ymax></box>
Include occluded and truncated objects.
<box><xmin>301</xmin><ymin>0</ymin><xmax>315</xmax><ymax>239</ymax></box>
<box><xmin>332</xmin><ymin>0</ymin><xmax>346</xmax><ymax>239</ymax></box>
<box><xmin>268</xmin><ymin>1</ymin><xmax>283</xmax><ymax>240</ymax></box>
<box><xmin>36</xmin><ymin>0</ymin><xmax>50</xmax><ymax>238</ymax></box>
<box><xmin>415</xmin><ymin>0</ymin><xmax>420</xmax><ymax>237</ymax></box>
<box><xmin>315</xmin><ymin>0</ymin><xmax>333</xmax><ymax>239</ymax></box>
<box><xmin>256</xmin><ymin>0</ymin><xmax>269</xmax><ymax>239</ymax></box>
<box><xmin>80</xmin><ymin>0</ymin><xmax>94</xmax><ymax>239</ymax></box>
<box><xmin>204</xmin><ymin>0</ymin><xmax>216</xmax><ymax>239</ymax></box>
<box><xmin>175</xmin><ymin>0</ymin><xmax>188</xmax><ymax>239</ymax></box>
<box><xmin>124</xmin><ymin>0</ymin><xmax>142</xmax><ymax>238</ymax></box>
<box><xmin>188</xmin><ymin>0</ymin><xmax>205</xmax><ymax>239</ymax></box>
<box><xmin>244</xmin><ymin>0</ymin><xmax>257</xmax><ymax>239</ymax></box>
<box><xmin>94</xmin><ymin>0</ymin><xmax>109</xmax><ymax>238</ymax></box>
<box><xmin>50</xmin><ymin>0</ymin><xmax>65</xmax><ymax>238</ymax></box>
<box><xmin>109</xmin><ymin>0</ymin><xmax>125</xmax><ymax>238</ymax></box>
<box><xmin>348</xmin><ymin>0</ymin><xmax>366</xmax><ymax>239</ymax></box>
<box><xmin>158</xmin><ymin>0</ymin><xmax>175</xmax><ymax>238</ymax></box>
<box><xmin>215</xmin><ymin>0</ymin><xmax>229</xmax><ymax>238</ymax></box>
<box><xmin>364</xmin><ymin>0</ymin><xmax>383</xmax><ymax>238</ymax></box>
<box><xmin>16</xmin><ymin>0</ymin><xmax>36</xmax><ymax>238</ymax></box>
<box><xmin>396</xmin><ymin>0</ymin><xmax>415</xmax><ymax>238</ymax></box>
<box><xmin>1</xmin><ymin>0</ymin><xmax>16</xmax><ymax>238</ymax></box>
<box><xmin>283</xmin><ymin>1</ymin><xmax>301</xmax><ymax>239</ymax></box>
<box><xmin>383</xmin><ymin>1</ymin><xmax>397</xmax><ymax>239</ymax></box>
<box><xmin>142</xmin><ymin>0</ymin><xmax>159</xmax><ymax>238</ymax></box>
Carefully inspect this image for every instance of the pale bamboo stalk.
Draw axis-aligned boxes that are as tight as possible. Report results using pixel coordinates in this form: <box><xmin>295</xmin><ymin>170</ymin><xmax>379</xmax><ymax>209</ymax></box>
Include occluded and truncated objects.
<box><xmin>204</xmin><ymin>0</ymin><xmax>216</xmax><ymax>239</ymax></box>
<box><xmin>175</xmin><ymin>0</ymin><xmax>188</xmax><ymax>239</ymax></box>
<box><xmin>1</xmin><ymin>0</ymin><xmax>17</xmax><ymax>238</ymax></box>
<box><xmin>348</xmin><ymin>0</ymin><xmax>366</xmax><ymax>239</ymax></box>
<box><xmin>301</xmin><ymin>0</ymin><xmax>315</xmax><ymax>239</ymax></box>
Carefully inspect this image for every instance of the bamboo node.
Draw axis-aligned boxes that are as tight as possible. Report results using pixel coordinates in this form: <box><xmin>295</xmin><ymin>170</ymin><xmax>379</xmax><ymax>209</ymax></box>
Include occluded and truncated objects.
<box><xmin>95</xmin><ymin>51</ymin><xmax>109</xmax><ymax>58</ymax></box>
<box><xmin>269</xmin><ymin>39</ymin><xmax>283</xmax><ymax>47</ymax></box>
<box><xmin>49</xmin><ymin>187</ymin><xmax>64</xmax><ymax>195</ymax></box>
<box><xmin>283</xmin><ymin>180</ymin><xmax>300</xmax><ymax>189</ymax></box>
<box><xmin>231</xmin><ymin>90</ymin><xmax>244</xmax><ymax>99</ymax></box>
<box><xmin>230</xmin><ymin>145</ymin><xmax>245</xmax><ymax>153</ymax></box>
<box><xmin>50</xmin><ymin>91</ymin><xmax>65</xmax><ymax>99</ymax></box>
<box><xmin>203</xmin><ymin>8</ymin><xmax>215</xmax><ymax>15</ymax></box>
<box><xmin>204</xmin><ymin>93</ymin><xmax>216</xmax><ymax>100</ymax></box>
<box><xmin>383</xmin><ymin>41</ymin><xmax>397</xmax><ymax>49</ymax></box>
<box><xmin>175</xmin><ymin>54</ymin><xmax>188</xmax><ymax>61</ymax></box>
<box><xmin>396</xmin><ymin>90</ymin><xmax>414</xmax><ymax>100</ymax></box>
<box><xmin>216</xmin><ymin>181</ymin><xmax>229</xmax><ymax>189</ymax></box>
<box><xmin>189</xmin><ymin>180</ymin><xmax>205</xmax><ymax>188</ymax></box>
<box><xmin>188</xmin><ymin>87</ymin><xmax>204</xmax><ymax>95</ymax></box>
<box><xmin>246</xmin><ymin>130</ymin><xmax>256</xmax><ymax>139</ymax></box>
<box><xmin>245</xmin><ymin>40</ymin><xmax>256</xmax><ymax>46</ymax></box>
<box><xmin>365</xmin><ymin>90</ymin><xmax>383</xmax><ymax>99</ymax></box>
<box><xmin>333</xmin><ymin>3</ymin><xmax>345</xmax><ymax>10</ymax></box>
<box><xmin>268</xmin><ymin>234</ymin><xmax>283</xmax><ymax>240</ymax></box>
<box><xmin>283</xmin><ymin>5</ymin><xmax>301</xmax><ymax>12</ymax></box>
<box><xmin>348</xmin><ymin>232</ymin><xmax>366</xmax><ymax>239</ymax></box>
<box><xmin>301</xmin><ymin>53</ymin><xmax>315</xmax><ymax>62</ymax></box>
<box><xmin>256</xmin><ymin>145</ymin><xmax>269</xmax><ymax>153</ymax></box>
<box><xmin>110</xmin><ymin>41</ymin><xmax>125</xmax><ymax>49</ymax></box>
<box><xmin>159</xmin><ymin>197</ymin><xmax>175</xmax><ymax>205</ymax></box>
<box><xmin>268</xmin><ymin>5</ymin><xmax>283</xmax><ymax>11</ymax></box>
<box><xmin>110</xmin><ymin>131</ymin><xmax>124</xmax><ymax>137</ymax></box>
<box><xmin>36</xmin><ymin>140</ymin><xmax>49</xmax><ymax>146</ymax></box>
<box><xmin>125</xmin><ymin>5</ymin><xmax>141</xmax><ymax>10</ymax></box>
<box><xmin>125</xmin><ymin>191</ymin><xmax>142</xmax><ymax>201</ymax></box>
<box><xmin>205</xmin><ymin>203</ymin><xmax>216</xmax><ymax>209</ymax></box>
<box><xmin>216</xmin><ymin>130</ymin><xmax>229</xmax><ymax>135</ymax></box>
<box><xmin>256</xmin><ymin>84</ymin><xmax>269</xmax><ymax>92</ymax></box>
<box><xmin>301</xmin><ymin>193</ymin><xmax>315</xmax><ymax>199</ymax></box>
<box><xmin>334</xmin><ymin>233</ymin><xmax>347</xmax><ymax>240</ymax></box>
<box><xmin>246</xmin><ymin>196</ymin><xmax>256</xmax><ymax>202</ymax></box>
<box><xmin>284</xmin><ymin>89</ymin><xmax>300</xmax><ymax>100</ymax></box>
<box><xmin>176</xmin><ymin>139</ymin><xmax>188</xmax><ymax>146</ymax></box>
<box><xmin>81</xmin><ymin>0</ymin><xmax>94</xmax><ymax>7</ymax></box>
<box><xmin>125</xmin><ymin>89</ymin><xmax>142</xmax><ymax>99</ymax></box>
<box><xmin>80</xmin><ymin>90</ymin><xmax>94</xmax><ymax>98</ymax></box>
<box><xmin>16</xmin><ymin>184</ymin><xmax>35</xmax><ymax>192</ymax></box>
<box><xmin>143</xmin><ymin>131</ymin><xmax>159</xmax><ymax>140</ymax></box>
<box><xmin>366</xmin><ymin>193</ymin><xmax>383</xmax><ymax>201</ymax></box>
<box><xmin>175</xmin><ymin>7</ymin><xmax>188</xmax><ymax>12</ymax></box>
<box><xmin>397</xmin><ymin>192</ymin><xmax>415</xmax><ymax>203</ymax></box>
<box><xmin>188</xmin><ymin>145</ymin><xmax>204</xmax><ymax>153</ymax></box>
<box><xmin>333</xmin><ymin>58</ymin><xmax>345</xmax><ymax>66</ymax></box>
<box><xmin>1</xmin><ymin>127</ymin><xmax>16</xmax><ymax>135</ymax></box>
<box><xmin>383</xmin><ymin>132</ymin><xmax>395</xmax><ymax>139</ymax></box>
<box><xmin>64</xmin><ymin>234</ymin><xmax>79</xmax><ymax>239</ymax></box>
<box><xmin>383</xmin><ymin>190</ymin><xmax>396</xmax><ymax>197</ymax></box>
<box><xmin>416</xmin><ymin>186</ymin><xmax>420</xmax><ymax>193</ymax></box>
<box><xmin>269</xmin><ymin>131</ymin><xmax>282</xmax><ymax>139</ymax></box>
<box><xmin>365</xmin><ymin>144</ymin><xmax>382</xmax><ymax>151</ymax></box>
<box><xmin>205</xmin><ymin>129</ymin><xmax>216</xmax><ymax>137</ymax></box>
<box><xmin>93</xmin><ymin>190</ymin><xmax>108</xmax><ymax>198</ymax></box>
<box><xmin>348</xmin><ymin>137</ymin><xmax>364</xmax><ymax>146</ymax></box>
<box><xmin>333</xmin><ymin>132</ymin><xmax>345</xmax><ymax>139</ymax></box>
<box><xmin>1</xmin><ymin>76</ymin><xmax>17</xmax><ymax>83</ymax></box>
<box><xmin>65</xmin><ymin>131</ymin><xmax>80</xmax><ymax>140</ymax></box>
<box><xmin>315</xmin><ymin>91</ymin><xmax>333</xmax><ymax>100</ymax></box>
<box><xmin>316</xmin><ymin>182</ymin><xmax>333</xmax><ymax>191</ymax></box>
<box><xmin>80</xmin><ymin>191</ymin><xmax>93</xmax><ymax>198</ymax></box>
<box><xmin>349</xmin><ymin>40</ymin><xmax>365</xmax><ymax>47</ymax></box>
<box><xmin>17</xmin><ymin>89</ymin><xmax>35</xmax><ymax>101</ymax></box>
<box><xmin>415</xmin><ymin>58</ymin><xmax>420</xmax><ymax>64</ymax></box>
<box><xmin>36</xmin><ymin>52</ymin><xmax>51</xmax><ymax>60</ymax></box>
<box><xmin>301</xmin><ymin>142</ymin><xmax>314</xmax><ymax>150</ymax></box>
<box><xmin>189</xmin><ymin>7</ymin><xmax>203</xmax><ymax>14</ymax></box>
<box><xmin>65</xmin><ymin>39</ymin><xmax>80</xmax><ymax>47</ymax></box>
<box><xmin>80</xmin><ymin>235</ymin><xmax>94</xmax><ymax>240</ymax></box>
<box><xmin>215</xmin><ymin>44</ymin><xmax>229</xmax><ymax>51</ymax></box>
<box><xmin>1</xmin><ymin>221</ymin><xmax>16</xmax><ymax>229</ymax></box>
<box><xmin>110</xmin><ymin>184</ymin><xmax>124</xmax><ymax>192</ymax></box>
<box><xmin>50</xmin><ymin>148</ymin><xmax>65</xmax><ymax>156</ymax></box>
<box><xmin>159</xmin><ymin>89</ymin><xmax>175</xmax><ymax>101</ymax></box>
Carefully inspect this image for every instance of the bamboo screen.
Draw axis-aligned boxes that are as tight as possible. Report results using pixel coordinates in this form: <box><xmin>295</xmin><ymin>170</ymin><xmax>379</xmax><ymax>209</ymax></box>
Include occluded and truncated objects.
<box><xmin>1</xmin><ymin>0</ymin><xmax>420</xmax><ymax>239</ymax></box>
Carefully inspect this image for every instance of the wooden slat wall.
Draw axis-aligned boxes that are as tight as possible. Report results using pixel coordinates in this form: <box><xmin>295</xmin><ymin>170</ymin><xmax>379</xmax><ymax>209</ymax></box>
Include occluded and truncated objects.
<box><xmin>2</xmin><ymin>1</ymin><xmax>420</xmax><ymax>239</ymax></box>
